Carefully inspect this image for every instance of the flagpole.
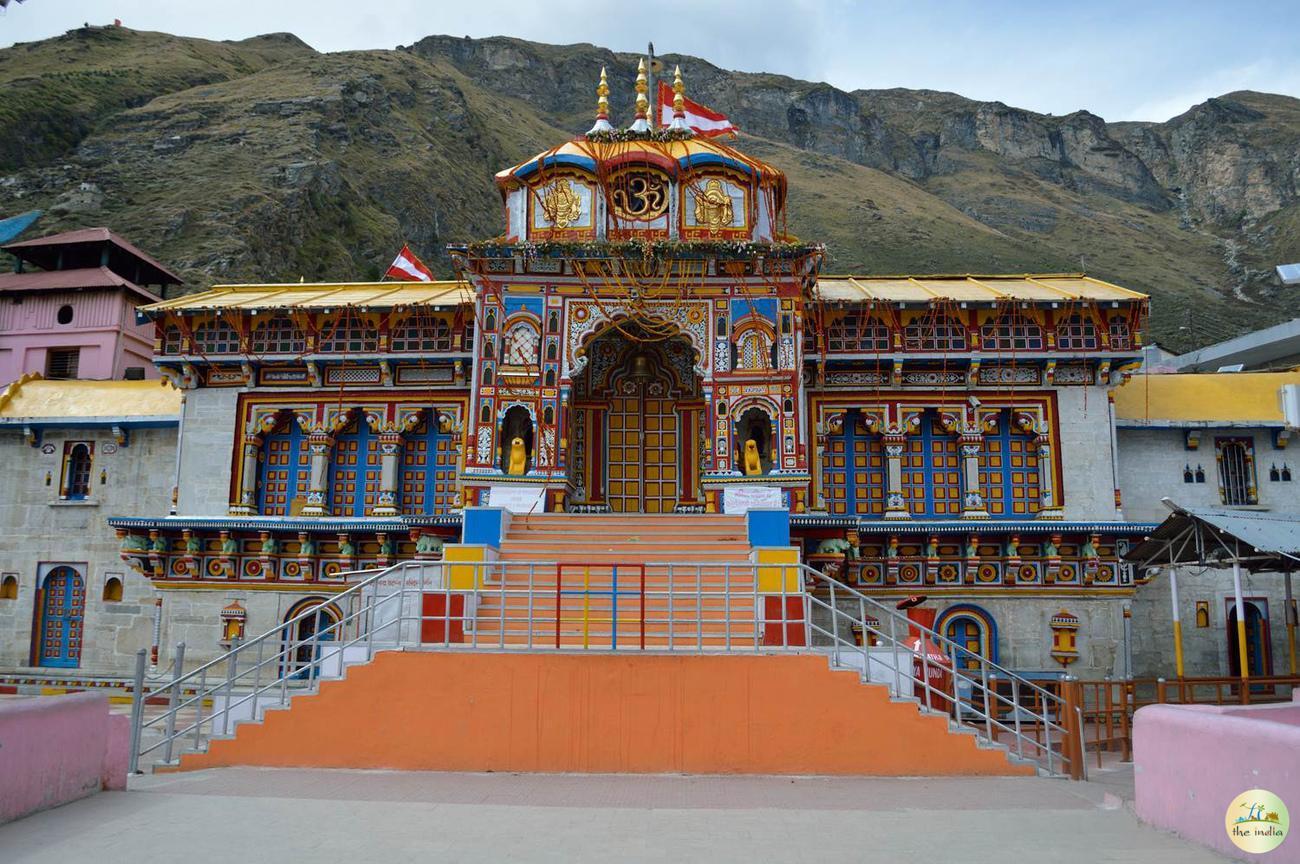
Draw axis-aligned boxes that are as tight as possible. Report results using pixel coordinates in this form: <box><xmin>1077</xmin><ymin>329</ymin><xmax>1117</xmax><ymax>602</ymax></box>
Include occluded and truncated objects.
<box><xmin>647</xmin><ymin>41</ymin><xmax>656</xmax><ymax>127</ymax></box>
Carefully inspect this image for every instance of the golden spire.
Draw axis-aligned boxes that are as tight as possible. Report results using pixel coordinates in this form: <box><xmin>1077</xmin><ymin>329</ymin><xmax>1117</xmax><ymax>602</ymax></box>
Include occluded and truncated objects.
<box><xmin>587</xmin><ymin>66</ymin><xmax>613</xmax><ymax>135</ymax></box>
<box><xmin>629</xmin><ymin>58</ymin><xmax>650</xmax><ymax>132</ymax></box>
<box><xmin>668</xmin><ymin>64</ymin><xmax>693</xmax><ymax>134</ymax></box>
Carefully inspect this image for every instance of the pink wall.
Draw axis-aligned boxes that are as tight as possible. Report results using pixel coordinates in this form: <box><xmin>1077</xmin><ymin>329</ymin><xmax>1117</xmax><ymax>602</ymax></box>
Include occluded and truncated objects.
<box><xmin>0</xmin><ymin>692</ymin><xmax>129</xmax><ymax>824</ymax></box>
<box><xmin>1135</xmin><ymin>699</ymin><xmax>1300</xmax><ymax>861</ymax></box>
<box><xmin>0</xmin><ymin>288</ymin><xmax>157</xmax><ymax>382</ymax></box>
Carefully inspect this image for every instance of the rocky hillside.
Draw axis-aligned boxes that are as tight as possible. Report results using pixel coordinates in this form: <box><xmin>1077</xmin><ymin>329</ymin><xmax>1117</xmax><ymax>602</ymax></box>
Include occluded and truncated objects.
<box><xmin>2</xmin><ymin>26</ymin><xmax>1298</xmax><ymax>351</ymax></box>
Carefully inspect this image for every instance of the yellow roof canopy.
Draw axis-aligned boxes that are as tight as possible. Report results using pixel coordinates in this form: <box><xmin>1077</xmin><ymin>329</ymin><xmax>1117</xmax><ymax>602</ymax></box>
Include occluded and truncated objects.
<box><xmin>1113</xmin><ymin>371</ymin><xmax>1300</xmax><ymax>426</ymax></box>
<box><xmin>139</xmin><ymin>281</ymin><xmax>474</xmax><ymax>314</ymax></box>
<box><xmin>0</xmin><ymin>375</ymin><xmax>182</xmax><ymax>420</ymax></box>
<box><xmin>815</xmin><ymin>274</ymin><xmax>1147</xmax><ymax>304</ymax></box>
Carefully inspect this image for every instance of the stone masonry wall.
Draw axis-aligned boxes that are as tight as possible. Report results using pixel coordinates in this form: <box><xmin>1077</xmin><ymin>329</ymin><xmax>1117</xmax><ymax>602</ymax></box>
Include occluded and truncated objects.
<box><xmin>175</xmin><ymin>387</ymin><xmax>239</xmax><ymax>516</ymax></box>
<box><xmin>0</xmin><ymin>426</ymin><xmax>175</xmax><ymax>675</ymax></box>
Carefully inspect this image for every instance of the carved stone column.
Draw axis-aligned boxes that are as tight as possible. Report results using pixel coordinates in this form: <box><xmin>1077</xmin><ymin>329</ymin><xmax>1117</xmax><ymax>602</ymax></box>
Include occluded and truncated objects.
<box><xmin>960</xmin><ymin>434</ymin><xmax>989</xmax><ymax>519</ymax></box>
<box><xmin>372</xmin><ymin>433</ymin><xmax>402</xmax><ymax>517</ymax></box>
<box><xmin>882</xmin><ymin>433</ymin><xmax>909</xmax><ymax>520</ymax></box>
<box><xmin>230</xmin><ymin>434</ymin><xmax>261</xmax><ymax>515</ymax></box>
<box><xmin>299</xmin><ymin>431</ymin><xmax>333</xmax><ymax>517</ymax></box>
<box><xmin>1036</xmin><ymin>435</ymin><xmax>1063</xmax><ymax>519</ymax></box>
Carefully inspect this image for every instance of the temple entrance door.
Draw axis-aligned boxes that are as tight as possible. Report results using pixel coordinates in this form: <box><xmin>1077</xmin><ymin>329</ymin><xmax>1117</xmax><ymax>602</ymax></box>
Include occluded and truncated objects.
<box><xmin>607</xmin><ymin>382</ymin><xmax>679</xmax><ymax>514</ymax></box>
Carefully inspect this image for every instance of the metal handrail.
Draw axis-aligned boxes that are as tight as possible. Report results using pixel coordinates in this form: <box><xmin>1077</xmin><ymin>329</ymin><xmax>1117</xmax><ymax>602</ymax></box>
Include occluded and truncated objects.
<box><xmin>130</xmin><ymin>556</ymin><xmax>1079</xmax><ymax>779</ymax></box>
<box><xmin>794</xmin><ymin>563</ymin><xmax>1078</xmax><ymax>778</ymax></box>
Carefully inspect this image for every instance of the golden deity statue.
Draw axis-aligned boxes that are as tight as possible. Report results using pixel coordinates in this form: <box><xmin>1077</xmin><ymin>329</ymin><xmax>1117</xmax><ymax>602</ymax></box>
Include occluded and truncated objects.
<box><xmin>507</xmin><ymin>436</ymin><xmax>528</xmax><ymax>475</ymax></box>
<box><xmin>540</xmin><ymin>178</ymin><xmax>583</xmax><ymax>228</ymax></box>
<box><xmin>694</xmin><ymin>178</ymin><xmax>734</xmax><ymax>232</ymax></box>
<box><xmin>742</xmin><ymin>438</ymin><xmax>763</xmax><ymax>475</ymax></box>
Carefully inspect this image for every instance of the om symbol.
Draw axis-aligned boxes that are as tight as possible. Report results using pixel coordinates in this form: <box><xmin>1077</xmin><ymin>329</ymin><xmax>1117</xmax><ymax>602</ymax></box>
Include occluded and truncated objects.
<box><xmin>611</xmin><ymin>173</ymin><xmax>668</xmax><ymax>221</ymax></box>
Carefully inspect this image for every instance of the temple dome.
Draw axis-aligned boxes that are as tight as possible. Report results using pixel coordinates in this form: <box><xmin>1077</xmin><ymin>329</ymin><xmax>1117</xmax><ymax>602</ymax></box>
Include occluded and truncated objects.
<box><xmin>493</xmin><ymin>135</ymin><xmax>789</xmax><ymax>245</ymax></box>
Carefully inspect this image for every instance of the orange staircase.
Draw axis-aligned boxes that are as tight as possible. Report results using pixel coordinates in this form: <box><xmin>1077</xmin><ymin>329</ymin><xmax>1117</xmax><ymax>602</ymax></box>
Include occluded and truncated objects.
<box><xmin>472</xmin><ymin>514</ymin><xmax>761</xmax><ymax>650</ymax></box>
<box><xmin>177</xmin><ymin>651</ymin><xmax>1035</xmax><ymax>776</ymax></box>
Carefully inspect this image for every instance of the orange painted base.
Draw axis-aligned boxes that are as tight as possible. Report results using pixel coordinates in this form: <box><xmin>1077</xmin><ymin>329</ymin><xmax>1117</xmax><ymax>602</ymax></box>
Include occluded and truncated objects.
<box><xmin>182</xmin><ymin>652</ymin><xmax>1032</xmax><ymax>776</ymax></box>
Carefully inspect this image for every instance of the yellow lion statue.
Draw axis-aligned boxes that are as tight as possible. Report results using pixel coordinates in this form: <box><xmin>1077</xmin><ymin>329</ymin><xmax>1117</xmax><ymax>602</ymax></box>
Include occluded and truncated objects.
<box><xmin>507</xmin><ymin>436</ymin><xmax>528</xmax><ymax>475</ymax></box>
<box><xmin>742</xmin><ymin>438</ymin><xmax>763</xmax><ymax>476</ymax></box>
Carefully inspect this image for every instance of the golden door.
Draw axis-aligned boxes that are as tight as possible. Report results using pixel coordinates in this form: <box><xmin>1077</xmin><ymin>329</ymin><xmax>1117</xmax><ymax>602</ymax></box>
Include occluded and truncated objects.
<box><xmin>606</xmin><ymin>391</ymin><xmax>679</xmax><ymax>513</ymax></box>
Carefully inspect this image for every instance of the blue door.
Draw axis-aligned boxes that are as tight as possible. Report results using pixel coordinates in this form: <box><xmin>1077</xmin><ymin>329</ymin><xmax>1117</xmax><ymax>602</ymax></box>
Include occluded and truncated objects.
<box><xmin>37</xmin><ymin>566</ymin><xmax>85</xmax><ymax>668</ymax></box>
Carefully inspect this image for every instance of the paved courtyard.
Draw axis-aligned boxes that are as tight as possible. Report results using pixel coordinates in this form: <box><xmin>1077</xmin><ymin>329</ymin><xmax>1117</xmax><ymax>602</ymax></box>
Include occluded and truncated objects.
<box><xmin>0</xmin><ymin>767</ymin><xmax>1229</xmax><ymax>863</ymax></box>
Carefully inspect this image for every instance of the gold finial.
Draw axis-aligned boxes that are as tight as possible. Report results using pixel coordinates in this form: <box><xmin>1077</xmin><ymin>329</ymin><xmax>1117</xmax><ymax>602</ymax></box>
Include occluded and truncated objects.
<box><xmin>588</xmin><ymin>65</ymin><xmax>614</xmax><ymax>134</ymax></box>
<box><xmin>668</xmin><ymin>64</ymin><xmax>693</xmax><ymax>134</ymax></box>
<box><xmin>629</xmin><ymin>58</ymin><xmax>650</xmax><ymax>132</ymax></box>
<box><xmin>635</xmin><ymin>58</ymin><xmax>649</xmax><ymax>117</ymax></box>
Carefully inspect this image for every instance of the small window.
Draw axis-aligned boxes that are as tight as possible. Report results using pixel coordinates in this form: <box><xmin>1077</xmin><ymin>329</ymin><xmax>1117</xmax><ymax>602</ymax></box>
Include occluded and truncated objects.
<box><xmin>0</xmin><ymin>574</ymin><xmax>17</xmax><ymax>600</ymax></box>
<box><xmin>826</xmin><ymin>313</ymin><xmax>890</xmax><ymax>352</ymax></box>
<box><xmin>736</xmin><ymin>329</ymin><xmax>773</xmax><ymax>370</ymax></box>
<box><xmin>1056</xmin><ymin>314</ymin><xmax>1098</xmax><ymax>350</ymax></box>
<box><xmin>251</xmin><ymin>316</ymin><xmax>306</xmax><ymax>354</ymax></box>
<box><xmin>903</xmin><ymin>312</ymin><xmax>967</xmax><ymax>352</ymax></box>
<box><xmin>981</xmin><ymin>312</ymin><xmax>1043</xmax><ymax>351</ymax></box>
<box><xmin>1216</xmin><ymin>437</ymin><xmax>1258</xmax><ymax>506</ymax></box>
<box><xmin>319</xmin><ymin>319</ymin><xmax>377</xmax><ymax>353</ymax></box>
<box><xmin>391</xmin><ymin>316</ymin><xmax>452</xmax><ymax>353</ymax></box>
<box><xmin>1108</xmin><ymin>317</ymin><xmax>1132</xmax><ymax>351</ymax></box>
<box><xmin>162</xmin><ymin>325</ymin><xmax>184</xmax><ymax>355</ymax></box>
<box><xmin>193</xmin><ymin>319</ymin><xmax>240</xmax><ymax>355</ymax></box>
<box><xmin>45</xmin><ymin>348</ymin><xmax>80</xmax><ymax>379</ymax></box>
<box><xmin>502</xmin><ymin>320</ymin><xmax>540</xmax><ymax>366</ymax></box>
<box><xmin>56</xmin><ymin>304</ymin><xmax>74</xmax><ymax>325</ymax></box>
<box><xmin>61</xmin><ymin>441</ymin><xmax>93</xmax><ymax>500</ymax></box>
<box><xmin>102</xmin><ymin>576</ymin><xmax>123</xmax><ymax>602</ymax></box>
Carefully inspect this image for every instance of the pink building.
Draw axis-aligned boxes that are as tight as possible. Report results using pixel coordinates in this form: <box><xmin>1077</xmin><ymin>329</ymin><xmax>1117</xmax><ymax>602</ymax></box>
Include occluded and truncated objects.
<box><xmin>0</xmin><ymin>228</ymin><xmax>182</xmax><ymax>382</ymax></box>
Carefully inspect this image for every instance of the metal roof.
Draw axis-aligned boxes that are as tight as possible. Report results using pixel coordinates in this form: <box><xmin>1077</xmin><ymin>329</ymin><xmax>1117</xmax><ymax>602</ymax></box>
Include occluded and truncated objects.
<box><xmin>1122</xmin><ymin>501</ymin><xmax>1300</xmax><ymax>571</ymax></box>
<box><xmin>814</xmin><ymin>274</ymin><xmax>1147</xmax><ymax>305</ymax></box>
<box><xmin>0</xmin><ymin>266</ymin><xmax>161</xmax><ymax>304</ymax></box>
<box><xmin>4</xmin><ymin>227</ymin><xmax>183</xmax><ymax>286</ymax></box>
<box><xmin>138</xmin><ymin>281</ymin><xmax>473</xmax><ymax>315</ymax></box>
<box><xmin>1172</xmin><ymin>317</ymin><xmax>1300</xmax><ymax>373</ymax></box>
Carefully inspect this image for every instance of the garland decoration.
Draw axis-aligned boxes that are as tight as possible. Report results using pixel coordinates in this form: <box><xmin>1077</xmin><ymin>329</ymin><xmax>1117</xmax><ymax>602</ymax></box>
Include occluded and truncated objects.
<box><xmin>461</xmin><ymin>238</ymin><xmax>823</xmax><ymax>261</ymax></box>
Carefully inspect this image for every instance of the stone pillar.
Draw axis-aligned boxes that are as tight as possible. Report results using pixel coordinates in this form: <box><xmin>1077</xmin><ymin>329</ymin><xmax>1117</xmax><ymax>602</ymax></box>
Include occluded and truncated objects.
<box><xmin>299</xmin><ymin>431</ymin><xmax>333</xmax><ymax>517</ymax></box>
<box><xmin>372</xmin><ymin>433</ymin><xmax>402</xmax><ymax>516</ymax></box>
<box><xmin>882</xmin><ymin>433</ymin><xmax>909</xmax><ymax>520</ymax></box>
<box><xmin>960</xmin><ymin>434</ymin><xmax>989</xmax><ymax>519</ymax></box>
<box><xmin>230</xmin><ymin>434</ymin><xmax>261</xmax><ymax>515</ymax></box>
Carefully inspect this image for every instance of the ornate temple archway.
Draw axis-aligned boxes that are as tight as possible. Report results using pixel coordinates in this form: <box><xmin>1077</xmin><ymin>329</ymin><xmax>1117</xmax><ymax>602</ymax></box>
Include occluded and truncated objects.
<box><xmin>568</xmin><ymin>322</ymin><xmax>704</xmax><ymax>513</ymax></box>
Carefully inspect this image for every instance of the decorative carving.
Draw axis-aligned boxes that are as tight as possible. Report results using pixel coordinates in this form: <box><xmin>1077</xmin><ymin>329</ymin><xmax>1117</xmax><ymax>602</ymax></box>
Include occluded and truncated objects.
<box><xmin>540</xmin><ymin>178</ymin><xmax>583</xmax><ymax>228</ymax></box>
<box><xmin>693</xmin><ymin>178</ymin><xmax>734</xmax><ymax>232</ymax></box>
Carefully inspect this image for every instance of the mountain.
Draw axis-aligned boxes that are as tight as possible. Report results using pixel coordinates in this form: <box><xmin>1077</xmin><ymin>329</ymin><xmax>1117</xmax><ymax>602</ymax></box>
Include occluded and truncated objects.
<box><xmin>1</xmin><ymin>26</ymin><xmax>1297</xmax><ymax>352</ymax></box>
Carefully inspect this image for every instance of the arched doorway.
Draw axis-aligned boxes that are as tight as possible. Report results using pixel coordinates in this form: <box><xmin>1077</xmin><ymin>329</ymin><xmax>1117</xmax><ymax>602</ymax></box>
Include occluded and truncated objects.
<box><xmin>281</xmin><ymin>597</ymin><xmax>341</xmax><ymax>678</ymax></box>
<box><xmin>35</xmin><ymin>565</ymin><xmax>86</xmax><ymax>668</ymax></box>
<box><xmin>570</xmin><ymin>323</ymin><xmax>702</xmax><ymax>513</ymax></box>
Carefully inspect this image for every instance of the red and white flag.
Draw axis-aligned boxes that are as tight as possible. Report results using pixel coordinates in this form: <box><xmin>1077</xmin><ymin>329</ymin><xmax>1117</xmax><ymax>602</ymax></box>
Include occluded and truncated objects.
<box><xmin>656</xmin><ymin>82</ymin><xmax>738</xmax><ymax>137</ymax></box>
<box><xmin>385</xmin><ymin>244</ymin><xmax>434</xmax><ymax>282</ymax></box>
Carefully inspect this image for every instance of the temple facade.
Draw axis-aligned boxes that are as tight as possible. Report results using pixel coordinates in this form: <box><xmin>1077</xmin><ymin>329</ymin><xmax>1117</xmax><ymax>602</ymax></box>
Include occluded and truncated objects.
<box><xmin>15</xmin><ymin>65</ymin><xmax>1278</xmax><ymax>685</ymax></box>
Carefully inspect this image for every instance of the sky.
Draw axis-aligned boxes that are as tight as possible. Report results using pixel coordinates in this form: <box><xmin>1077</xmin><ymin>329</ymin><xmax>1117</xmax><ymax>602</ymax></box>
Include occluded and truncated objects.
<box><xmin>2</xmin><ymin>0</ymin><xmax>1298</xmax><ymax>122</ymax></box>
